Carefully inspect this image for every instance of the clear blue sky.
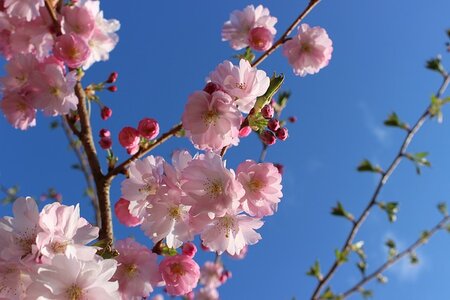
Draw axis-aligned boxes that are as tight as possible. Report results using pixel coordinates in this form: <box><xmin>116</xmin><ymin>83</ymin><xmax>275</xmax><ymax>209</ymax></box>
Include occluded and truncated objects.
<box><xmin>1</xmin><ymin>1</ymin><xmax>450</xmax><ymax>299</ymax></box>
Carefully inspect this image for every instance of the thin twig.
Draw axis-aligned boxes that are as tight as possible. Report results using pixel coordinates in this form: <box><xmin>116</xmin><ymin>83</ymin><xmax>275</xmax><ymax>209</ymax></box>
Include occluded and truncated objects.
<box><xmin>340</xmin><ymin>215</ymin><xmax>450</xmax><ymax>299</ymax></box>
<box><xmin>311</xmin><ymin>74</ymin><xmax>450</xmax><ymax>299</ymax></box>
<box><xmin>61</xmin><ymin>117</ymin><xmax>101</xmax><ymax>226</ymax></box>
<box><xmin>106</xmin><ymin>123</ymin><xmax>183</xmax><ymax>179</ymax></box>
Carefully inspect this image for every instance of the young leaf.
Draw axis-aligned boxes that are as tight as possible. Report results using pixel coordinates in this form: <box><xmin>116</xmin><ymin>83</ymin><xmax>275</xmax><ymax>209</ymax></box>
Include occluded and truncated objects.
<box><xmin>426</xmin><ymin>56</ymin><xmax>444</xmax><ymax>74</ymax></box>
<box><xmin>360</xmin><ymin>289</ymin><xmax>373</xmax><ymax>299</ymax></box>
<box><xmin>409</xmin><ymin>252</ymin><xmax>419</xmax><ymax>264</ymax></box>
<box><xmin>331</xmin><ymin>201</ymin><xmax>354</xmax><ymax>222</ymax></box>
<box><xmin>378</xmin><ymin>201</ymin><xmax>399</xmax><ymax>222</ymax></box>
<box><xmin>335</xmin><ymin>249</ymin><xmax>349</xmax><ymax>265</ymax></box>
<box><xmin>385</xmin><ymin>239</ymin><xmax>397</xmax><ymax>258</ymax></box>
<box><xmin>438</xmin><ymin>202</ymin><xmax>448</xmax><ymax>216</ymax></box>
<box><xmin>384</xmin><ymin>112</ymin><xmax>409</xmax><ymax>131</ymax></box>
<box><xmin>357</xmin><ymin>261</ymin><xmax>367</xmax><ymax>276</ymax></box>
<box><xmin>357</xmin><ymin>159</ymin><xmax>383</xmax><ymax>174</ymax></box>
<box><xmin>234</xmin><ymin>47</ymin><xmax>255</xmax><ymax>63</ymax></box>
<box><xmin>376</xmin><ymin>273</ymin><xmax>388</xmax><ymax>284</ymax></box>
<box><xmin>253</xmin><ymin>74</ymin><xmax>285</xmax><ymax>112</ymax></box>
<box><xmin>306</xmin><ymin>260</ymin><xmax>322</xmax><ymax>280</ymax></box>
<box><xmin>405</xmin><ymin>152</ymin><xmax>431</xmax><ymax>174</ymax></box>
<box><xmin>420</xmin><ymin>230</ymin><xmax>430</xmax><ymax>243</ymax></box>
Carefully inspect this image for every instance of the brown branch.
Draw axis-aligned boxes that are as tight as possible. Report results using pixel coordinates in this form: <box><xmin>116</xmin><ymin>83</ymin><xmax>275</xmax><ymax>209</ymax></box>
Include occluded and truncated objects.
<box><xmin>44</xmin><ymin>0</ymin><xmax>62</xmax><ymax>35</ymax></box>
<box><xmin>105</xmin><ymin>123</ymin><xmax>183</xmax><ymax>179</ymax></box>
<box><xmin>339</xmin><ymin>215</ymin><xmax>450</xmax><ymax>299</ymax></box>
<box><xmin>61</xmin><ymin>117</ymin><xmax>101</xmax><ymax>226</ymax></box>
<box><xmin>310</xmin><ymin>74</ymin><xmax>450</xmax><ymax>299</ymax></box>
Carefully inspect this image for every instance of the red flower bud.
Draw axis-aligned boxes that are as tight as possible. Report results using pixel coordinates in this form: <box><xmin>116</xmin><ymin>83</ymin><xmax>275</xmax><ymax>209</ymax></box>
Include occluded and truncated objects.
<box><xmin>101</xmin><ymin>106</ymin><xmax>112</xmax><ymax>120</ymax></box>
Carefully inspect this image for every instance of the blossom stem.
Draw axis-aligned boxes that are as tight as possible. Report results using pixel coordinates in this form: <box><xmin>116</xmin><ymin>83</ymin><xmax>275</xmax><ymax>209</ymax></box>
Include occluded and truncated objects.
<box><xmin>340</xmin><ymin>215</ymin><xmax>450</xmax><ymax>299</ymax></box>
<box><xmin>310</xmin><ymin>74</ymin><xmax>450</xmax><ymax>299</ymax></box>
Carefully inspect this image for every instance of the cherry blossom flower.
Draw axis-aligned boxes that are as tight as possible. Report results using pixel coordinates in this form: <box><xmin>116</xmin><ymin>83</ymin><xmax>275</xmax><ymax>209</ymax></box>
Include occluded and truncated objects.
<box><xmin>159</xmin><ymin>254</ymin><xmax>200</xmax><ymax>296</ymax></box>
<box><xmin>4</xmin><ymin>0</ymin><xmax>44</xmax><ymax>21</ymax></box>
<box><xmin>0</xmin><ymin>92</ymin><xmax>36</xmax><ymax>130</ymax></box>
<box><xmin>200</xmin><ymin>212</ymin><xmax>263</xmax><ymax>255</ymax></box>
<box><xmin>62</xmin><ymin>4</ymin><xmax>96</xmax><ymax>40</ymax></box>
<box><xmin>163</xmin><ymin>150</ymin><xmax>193</xmax><ymax>193</ymax></box>
<box><xmin>138</xmin><ymin>117</ymin><xmax>159</xmax><ymax>140</ymax></box>
<box><xmin>113</xmin><ymin>238</ymin><xmax>163</xmax><ymax>300</ymax></box>
<box><xmin>36</xmin><ymin>202</ymin><xmax>99</xmax><ymax>261</ymax></box>
<box><xmin>182</xmin><ymin>90</ymin><xmax>241</xmax><ymax>151</ymax></box>
<box><xmin>209</xmin><ymin>59</ymin><xmax>270</xmax><ymax>113</ymax></box>
<box><xmin>118</xmin><ymin>126</ymin><xmax>140</xmax><ymax>155</ymax></box>
<box><xmin>236</xmin><ymin>160</ymin><xmax>283</xmax><ymax>217</ymax></box>
<box><xmin>283</xmin><ymin>23</ymin><xmax>333</xmax><ymax>76</ymax></box>
<box><xmin>222</xmin><ymin>5</ymin><xmax>277</xmax><ymax>51</ymax></box>
<box><xmin>53</xmin><ymin>33</ymin><xmax>91</xmax><ymax>68</ymax></box>
<box><xmin>26</xmin><ymin>255</ymin><xmax>119</xmax><ymax>299</ymax></box>
<box><xmin>181</xmin><ymin>152</ymin><xmax>244</xmax><ymax>218</ymax></box>
<box><xmin>195</xmin><ymin>288</ymin><xmax>219</xmax><ymax>300</ymax></box>
<box><xmin>199</xmin><ymin>261</ymin><xmax>223</xmax><ymax>289</ymax></box>
<box><xmin>0</xmin><ymin>197</ymin><xmax>40</xmax><ymax>262</ymax></box>
<box><xmin>0</xmin><ymin>260</ymin><xmax>32</xmax><ymax>299</ymax></box>
<box><xmin>114</xmin><ymin>198</ymin><xmax>143</xmax><ymax>227</ymax></box>
<box><xmin>1</xmin><ymin>53</ymin><xmax>38</xmax><ymax>92</ymax></box>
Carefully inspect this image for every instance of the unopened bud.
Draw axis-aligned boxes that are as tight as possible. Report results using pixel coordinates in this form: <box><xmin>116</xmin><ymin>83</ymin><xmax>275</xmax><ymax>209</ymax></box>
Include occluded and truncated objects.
<box><xmin>267</xmin><ymin>119</ymin><xmax>280</xmax><ymax>131</ymax></box>
<box><xmin>261</xmin><ymin>104</ymin><xmax>274</xmax><ymax>119</ymax></box>
<box><xmin>276</xmin><ymin>127</ymin><xmax>289</xmax><ymax>141</ymax></box>
<box><xmin>106</xmin><ymin>72</ymin><xmax>118</xmax><ymax>83</ymax></box>
<box><xmin>107</xmin><ymin>85</ymin><xmax>118</xmax><ymax>92</ymax></box>
<box><xmin>101</xmin><ymin>106</ymin><xmax>112</xmax><ymax>120</ymax></box>
<box><xmin>203</xmin><ymin>82</ymin><xmax>222</xmax><ymax>94</ymax></box>
<box><xmin>260</xmin><ymin>130</ymin><xmax>276</xmax><ymax>145</ymax></box>
<box><xmin>239</xmin><ymin>126</ymin><xmax>252</xmax><ymax>138</ymax></box>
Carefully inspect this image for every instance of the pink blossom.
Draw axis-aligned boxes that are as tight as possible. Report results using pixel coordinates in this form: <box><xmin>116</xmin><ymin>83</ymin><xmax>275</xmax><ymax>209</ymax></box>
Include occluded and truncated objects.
<box><xmin>26</xmin><ymin>255</ymin><xmax>119</xmax><ymax>299</ymax></box>
<box><xmin>118</xmin><ymin>126</ymin><xmax>140</xmax><ymax>155</ymax></box>
<box><xmin>4</xmin><ymin>0</ymin><xmax>44</xmax><ymax>21</ymax></box>
<box><xmin>159</xmin><ymin>254</ymin><xmax>200</xmax><ymax>296</ymax></box>
<box><xmin>36</xmin><ymin>202</ymin><xmax>99</xmax><ymax>261</ymax></box>
<box><xmin>182</xmin><ymin>242</ymin><xmax>197</xmax><ymax>258</ymax></box>
<box><xmin>163</xmin><ymin>150</ymin><xmax>193</xmax><ymax>193</ymax></box>
<box><xmin>239</xmin><ymin>126</ymin><xmax>252</xmax><ymax>138</ymax></box>
<box><xmin>0</xmin><ymin>261</ymin><xmax>32</xmax><ymax>299</ymax></box>
<box><xmin>199</xmin><ymin>261</ymin><xmax>223</xmax><ymax>289</ymax></box>
<box><xmin>138</xmin><ymin>117</ymin><xmax>159</xmax><ymax>140</ymax></box>
<box><xmin>0</xmin><ymin>197</ymin><xmax>40</xmax><ymax>262</ymax></box>
<box><xmin>62</xmin><ymin>4</ymin><xmax>96</xmax><ymax>40</ymax></box>
<box><xmin>99</xmin><ymin>136</ymin><xmax>112</xmax><ymax>149</ymax></box>
<box><xmin>195</xmin><ymin>288</ymin><xmax>219</xmax><ymax>300</ymax></box>
<box><xmin>209</xmin><ymin>59</ymin><xmax>270</xmax><ymax>113</ymax></box>
<box><xmin>1</xmin><ymin>54</ymin><xmax>38</xmax><ymax>92</ymax></box>
<box><xmin>30</xmin><ymin>63</ymin><xmax>78</xmax><ymax>116</ymax></box>
<box><xmin>283</xmin><ymin>24</ymin><xmax>333</xmax><ymax>77</ymax></box>
<box><xmin>248</xmin><ymin>27</ymin><xmax>273</xmax><ymax>51</ymax></box>
<box><xmin>113</xmin><ymin>238</ymin><xmax>162</xmax><ymax>300</ymax></box>
<box><xmin>53</xmin><ymin>33</ymin><xmax>91</xmax><ymax>68</ymax></box>
<box><xmin>222</xmin><ymin>5</ymin><xmax>277</xmax><ymax>51</ymax></box>
<box><xmin>182</xmin><ymin>90</ymin><xmax>241</xmax><ymax>151</ymax></box>
<box><xmin>114</xmin><ymin>198</ymin><xmax>142</xmax><ymax>227</ymax></box>
<box><xmin>237</xmin><ymin>160</ymin><xmax>283</xmax><ymax>217</ymax></box>
<box><xmin>200</xmin><ymin>212</ymin><xmax>263</xmax><ymax>255</ymax></box>
<box><xmin>121</xmin><ymin>155</ymin><xmax>166</xmax><ymax>217</ymax></box>
<box><xmin>0</xmin><ymin>92</ymin><xmax>36</xmax><ymax>130</ymax></box>
<box><xmin>181</xmin><ymin>152</ymin><xmax>244</xmax><ymax>218</ymax></box>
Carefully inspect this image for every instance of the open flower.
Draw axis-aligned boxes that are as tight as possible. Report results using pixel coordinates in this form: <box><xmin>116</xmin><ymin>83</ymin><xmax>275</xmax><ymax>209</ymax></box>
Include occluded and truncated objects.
<box><xmin>159</xmin><ymin>254</ymin><xmax>200</xmax><ymax>296</ymax></box>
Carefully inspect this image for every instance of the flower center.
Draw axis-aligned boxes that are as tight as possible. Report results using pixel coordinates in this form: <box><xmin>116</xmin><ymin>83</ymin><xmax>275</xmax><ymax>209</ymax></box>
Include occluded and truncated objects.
<box><xmin>301</xmin><ymin>43</ymin><xmax>312</xmax><ymax>53</ymax></box>
<box><xmin>124</xmin><ymin>263</ymin><xmax>138</xmax><ymax>278</ymax></box>
<box><xmin>51</xmin><ymin>241</ymin><xmax>68</xmax><ymax>254</ymax></box>
<box><xmin>203</xmin><ymin>110</ymin><xmax>219</xmax><ymax>125</ymax></box>
<box><xmin>66</xmin><ymin>284</ymin><xmax>83</xmax><ymax>300</ymax></box>
<box><xmin>235</xmin><ymin>82</ymin><xmax>246</xmax><ymax>90</ymax></box>
<box><xmin>204</xmin><ymin>180</ymin><xmax>223</xmax><ymax>199</ymax></box>
<box><xmin>168</xmin><ymin>206</ymin><xmax>181</xmax><ymax>220</ymax></box>
<box><xmin>50</xmin><ymin>86</ymin><xmax>61</xmax><ymax>97</ymax></box>
<box><xmin>248</xmin><ymin>179</ymin><xmax>264</xmax><ymax>192</ymax></box>
<box><xmin>218</xmin><ymin>215</ymin><xmax>235</xmax><ymax>238</ymax></box>
<box><xmin>170</xmin><ymin>262</ymin><xmax>185</xmax><ymax>276</ymax></box>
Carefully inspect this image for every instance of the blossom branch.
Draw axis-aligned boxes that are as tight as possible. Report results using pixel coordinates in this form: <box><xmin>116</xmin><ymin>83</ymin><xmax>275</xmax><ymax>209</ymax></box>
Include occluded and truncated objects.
<box><xmin>252</xmin><ymin>0</ymin><xmax>321</xmax><ymax>68</ymax></box>
<box><xmin>61</xmin><ymin>116</ymin><xmax>101</xmax><ymax>226</ymax></box>
<box><xmin>310</xmin><ymin>74</ymin><xmax>450</xmax><ymax>299</ymax></box>
<box><xmin>339</xmin><ymin>214</ymin><xmax>450</xmax><ymax>299</ymax></box>
<box><xmin>106</xmin><ymin>123</ymin><xmax>183</xmax><ymax>179</ymax></box>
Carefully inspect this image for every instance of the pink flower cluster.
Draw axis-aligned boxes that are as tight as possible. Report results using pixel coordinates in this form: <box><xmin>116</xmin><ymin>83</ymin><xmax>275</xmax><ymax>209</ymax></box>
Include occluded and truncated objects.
<box><xmin>120</xmin><ymin>150</ymin><xmax>282</xmax><ymax>261</ymax></box>
<box><xmin>182</xmin><ymin>59</ymin><xmax>270</xmax><ymax>151</ymax></box>
<box><xmin>0</xmin><ymin>0</ymin><xmax>120</xmax><ymax>130</ymax></box>
<box><xmin>0</xmin><ymin>197</ymin><xmax>119</xmax><ymax>299</ymax></box>
<box><xmin>118</xmin><ymin>117</ymin><xmax>160</xmax><ymax>155</ymax></box>
<box><xmin>222</xmin><ymin>5</ymin><xmax>277</xmax><ymax>51</ymax></box>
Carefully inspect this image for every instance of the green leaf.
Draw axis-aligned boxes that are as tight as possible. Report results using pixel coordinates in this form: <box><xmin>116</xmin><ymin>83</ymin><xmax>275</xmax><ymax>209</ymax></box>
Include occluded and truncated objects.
<box><xmin>378</xmin><ymin>201</ymin><xmax>399</xmax><ymax>222</ymax></box>
<box><xmin>376</xmin><ymin>273</ymin><xmax>388</xmax><ymax>284</ymax></box>
<box><xmin>438</xmin><ymin>202</ymin><xmax>448</xmax><ymax>216</ymax></box>
<box><xmin>384</xmin><ymin>112</ymin><xmax>409</xmax><ymax>131</ymax></box>
<box><xmin>429</xmin><ymin>95</ymin><xmax>450</xmax><ymax>122</ymax></box>
<box><xmin>351</xmin><ymin>241</ymin><xmax>367</xmax><ymax>260</ymax></box>
<box><xmin>161</xmin><ymin>246</ymin><xmax>178</xmax><ymax>256</ymax></box>
<box><xmin>420</xmin><ymin>230</ymin><xmax>430</xmax><ymax>243</ymax></box>
<box><xmin>360</xmin><ymin>289</ymin><xmax>373</xmax><ymax>299</ymax></box>
<box><xmin>357</xmin><ymin>261</ymin><xmax>367</xmax><ymax>276</ymax></box>
<box><xmin>357</xmin><ymin>159</ymin><xmax>383</xmax><ymax>174</ymax></box>
<box><xmin>306</xmin><ymin>260</ymin><xmax>322</xmax><ymax>280</ymax></box>
<box><xmin>248</xmin><ymin>112</ymin><xmax>269</xmax><ymax>131</ymax></box>
<box><xmin>405</xmin><ymin>152</ymin><xmax>431</xmax><ymax>174</ymax></box>
<box><xmin>321</xmin><ymin>287</ymin><xmax>342</xmax><ymax>300</ymax></box>
<box><xmin>253</xmin><ymin>74</ymin><xmax>284</xmax><ymax>113</ymax></box>
<box><xmin>331</xmin><ymin>202</ymin><xmax>354</xmax><ymax>222</ymax></box>
<box><xmin>234</xmin><ymin>47</ymin><xmax>255</xmax><ymax>63</ymax></box>
<box><xmin>426</xmin><ymin>56</ymin><xmax>444</xmax><ymax>74</ymax></box>
<box><xmin>385</xmin><ymin>239</ymin><xmax>397</xmax><ymax>258</ymax></box>
<box><xmin>335</xmin><ymin>249</ymin><xmax>349</xmax><ymax>265</ymax></box>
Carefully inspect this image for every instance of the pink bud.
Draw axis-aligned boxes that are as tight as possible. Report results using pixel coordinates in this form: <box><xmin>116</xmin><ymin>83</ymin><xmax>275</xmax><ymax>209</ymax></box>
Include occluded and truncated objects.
<box><xmin>219</xmin><ymin>270</ymin><xmax>232</xmax><ymax>283</ymax></box>
<box><xmin>261</xmin><ymin>104</ymin><xmax>274</xmax><ymax>119</ymax></box>
<box><xmin>99</xmin><ymin>128</ymin><xmax>110</xmax><ymax>138</ymax></box>
<box><xmin>260</xmin><ymin>130</ymin><xmax>276</xmax><ymax>145</ymax></box>
<box><xmin>203</xmin><ymin>82</ymin><xmax>222</xmax><ymax>94</ymax></box>
<box><xmin>288</xmin><ymin>116</ymin><xmax>298</xmax><ymax>123</ymax></box>
<box><xmin>118</xmin><ymin>127</ymin><xmax>140</xmax><ymax>154</ymax></box>
<box><xmin>182</xmin><ymin>242</ymin><xmax>197</xmax><ymax>258</ymax></box>
<box><xmin>114</xmin><ymin>198</ymin><xmax>142</xmax><ymax>227</ymax></box>
<box><xmin>138</xmin><ymin>117</ymin><xmax>160</xmax><ymax>140</ymax></box>
<box><xmin>99</xmin><ymin>137</ymin><xmax>112</xmax><ymax>150</ymax></box>
<box><xmin>267</xmin><ymin>119</ymin><xmax>280</xmax><ymax>131</ymax></box>
<box><xmin>276</xmin><ymin>127</ymin><xmax>289</xmax><ymax>141</ymax></box>
<box><xmin>53</xmin><ymin>33</ymin><xmax>90</xmax><ymax>68</ymax></box>
<box><xmin>101</xmin><ymin>106</ymin><xmax>112</xmax><ymax>120</ymax></box>
<box><xmin>185</xmin><ymin>291</ymin><xmax>195</xmax><ymax>300</ymax></box>
<box><xmin>106</xmin><ymin>72</ymin><xmax>118</xmax><ymax>83</ymax></box>
<box><xmin>107</xmin><ymin>85</ymin><xmax>118</xmax><ymax>92</ymax></box>
<box><xmin>239</xmin><ymin>126</ymin><xmax>252</xmax><ymax>138</ymax></box>
<box><xmin>201</xmin><ymin>242</ymin><xmax>211</xmax><ymax>252</ymax></box>
<box><xmin>274</xmin><ymin>163</ymin><xmax>284</xmax><ymax>174</ymax></box>
<box><xmin>248</xmin><ymin>27</ymin><xmax>273</xmax><ymax>51</ymax></box>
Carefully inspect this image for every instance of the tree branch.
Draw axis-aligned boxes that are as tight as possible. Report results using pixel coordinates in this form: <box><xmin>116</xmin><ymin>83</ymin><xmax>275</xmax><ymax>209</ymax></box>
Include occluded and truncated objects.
<box><xmin>339</xmin><ymin>215</ymin><xmax>450</xmax><ymax>299</ymax></box>
<box><xmin>310</xmin><ymin>74</ymin><xmax>450</xmax><ymax>299</ymax></box>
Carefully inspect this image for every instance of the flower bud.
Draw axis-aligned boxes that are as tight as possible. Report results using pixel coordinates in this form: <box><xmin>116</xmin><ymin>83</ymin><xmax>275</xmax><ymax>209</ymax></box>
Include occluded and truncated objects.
<box><xmin>219</xmin><ymin>270</ymin><xmax>232</xmax><ymax>283</ymax></box>
<box><xmin>239</xmin><ymin>126</ymin><xmax>252</xmax><ymax>138</ymax></box>
<box><xmin>260</xmin><ymin>130</ymin><xmax>276</xmax><ymax>145</ymax></box>
<box><xmin>288</xmin><ymin>116</ymin><xmax>298</xmax><ymax>123</ymax></box>
<box><xmin>99</xmin><ymin>137</ymin><xmax>112</xmax><ymax>150</ymax></box>
<box><xmin>118</xmin><ymin>127</ymin><xmax>140</xmax><ymax>155</ymax></box>
<box><xmin>114</xmin><ymin>198</ymin><xmax>142</xmax><ymax>227</ymax></box>
<box><xmin>107</xmin><ymin>85</ymin><xmax>118</xmax><ymax>92</ymax></box>
<box><xmin>182</xmin><ymin>242</ymin><xmax>197</xmax><ymax>258</ymax></box>
<box><xmin>138</xmin><ymin>118</ymin><xmax>159</xmax><ymax>140</ymax></box>
<box><xmin>99</xmin><ymin>128</ymin><xmax>110</xmax><ymax>138</ymax></box>
<box><xmin>106</xmin><ymin>71</ymin><xmax>118</xmax><ymax>83</ymax></box>
<box><xmin>276</xmin><ymin>127</ymin><xmax>289</xmax><ymax>141</ymax></box>
<box><xmin>274</xmin><ymin>163</ymin><xmax>284</xmax><ymax>174</ymax></box>
<box><xmin>203</xmin><ymin>82</ymin><xmax>222</xmax><ymax>94</ymax></box>
<box><xmin>101</xmin><ymin>106</ymin><xmax>112</xmax><ymax>120</ymax></box>
<box><xmin>248</xmin><ymin>27</ymin><xmax>273</xmax><ymax>51</ymax></box>
<box><xmin>261</xmin><ymin>104</ymin><xmax>274</xmax><ymax>119</ymax></box>
<box><xmin>267</xmin><ymin>119</ymin><xmax>280</xmax><ymax>131</ymax></box>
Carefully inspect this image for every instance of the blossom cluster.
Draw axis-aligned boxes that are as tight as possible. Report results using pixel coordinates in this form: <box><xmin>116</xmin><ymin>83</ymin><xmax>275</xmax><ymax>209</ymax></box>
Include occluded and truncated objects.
<box><xmin>0</xmin><ymin>0</ymin><xmax>119</xmax><ymax>129</ymax></box>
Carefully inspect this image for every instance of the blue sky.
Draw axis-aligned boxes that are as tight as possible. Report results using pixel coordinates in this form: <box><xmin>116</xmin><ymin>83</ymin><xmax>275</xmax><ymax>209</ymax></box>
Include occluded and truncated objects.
<box><xmin>1</xmin><ymin>0</ymin><xmax>450</xmax><ymax>299</ymax></box>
